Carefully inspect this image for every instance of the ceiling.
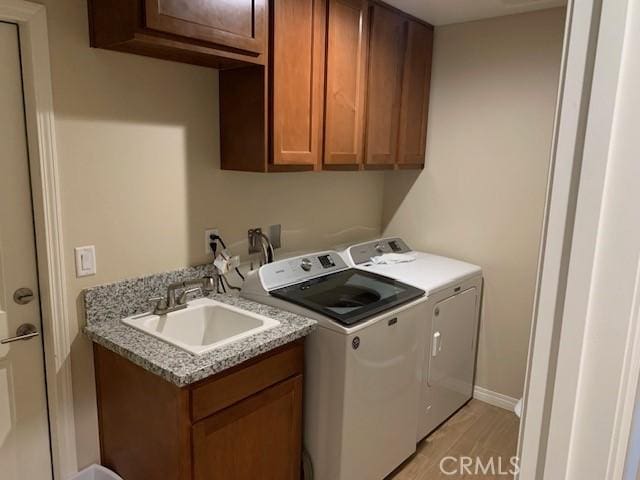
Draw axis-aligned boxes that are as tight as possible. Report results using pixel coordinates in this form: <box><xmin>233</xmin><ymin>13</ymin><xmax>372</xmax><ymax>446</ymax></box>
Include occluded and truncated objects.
<box><xmin>384</xmin><ymin>0</ymin><xmax>567</xmax><ymax>26</ymax></box>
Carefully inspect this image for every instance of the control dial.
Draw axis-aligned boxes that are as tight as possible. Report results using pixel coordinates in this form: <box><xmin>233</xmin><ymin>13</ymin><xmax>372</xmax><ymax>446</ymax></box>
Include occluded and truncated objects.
<box><xmin>375</xmin><ymin>243</ymin><xmax>385</xmax><ymax>253</ymax></box>
<box><xmin>300</xmin><ymin>258</ymin><xmax>313</xmax><ymax>272</ymax></box>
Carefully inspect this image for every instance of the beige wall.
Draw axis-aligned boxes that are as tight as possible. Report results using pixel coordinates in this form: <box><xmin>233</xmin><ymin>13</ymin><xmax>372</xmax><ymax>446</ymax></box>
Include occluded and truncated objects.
<box><xmin>382</xmin><ymin>9</ymin><xmax>565</xmax><ymax>399</ymax></box>
<box><xmin>37</xmin><ymin>0</ymin><xmax>385</xmax><ymax>468</ymax></box>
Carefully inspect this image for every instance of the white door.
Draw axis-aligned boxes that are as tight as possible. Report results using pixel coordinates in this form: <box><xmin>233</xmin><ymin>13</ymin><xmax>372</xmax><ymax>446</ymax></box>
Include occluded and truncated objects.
<box><xmin>427</xmin><ymin>288</ymin><xmax>478</xmax><ymax>420</ymax></box>
<box><xmin>0</xmin><ymin>21</ymin><xmax>53</xmax><ymax>480</ymax></box>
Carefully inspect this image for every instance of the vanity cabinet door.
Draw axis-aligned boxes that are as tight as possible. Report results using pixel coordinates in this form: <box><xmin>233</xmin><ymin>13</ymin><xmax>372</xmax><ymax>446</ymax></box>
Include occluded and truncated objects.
<box><xmin>323</xmin><ymin>0</ymin><xmax>369</xmax><ymax>168</ymax></box>
<box><xmin>397</xmin><ymin>21</ymin><xmax>433</xmax><ymax>167</ymax></box>
<box><xmin>192</xmin><ymin>375</ymin><xmax>303</xmax><ymax>480</ymax></box>
<box><xmin>144</xmin><ymin>0</ymin><xmax>266</xmax><ymax>55</ymax></box>
<box><xmin>363</xmin><ymin>4</ymin><xmax>405</xmax><ymax>168</ymax></box>
<box><xmin>272</xmin><ymin>0</ymin><xmax>327</xmax><ymax>168</ymax></box>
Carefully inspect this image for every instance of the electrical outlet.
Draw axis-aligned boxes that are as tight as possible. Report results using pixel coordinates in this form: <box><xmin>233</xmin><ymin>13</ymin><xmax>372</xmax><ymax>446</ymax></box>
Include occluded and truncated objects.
<box><xmin>268</xmin><ymin>224</ymin><xmax>282</xmax><ymax>249</ymax></box>
<box><xmin>205</xmin><ymin>228</ymin><xmax>219</xmax><ymax>255</ymax></box>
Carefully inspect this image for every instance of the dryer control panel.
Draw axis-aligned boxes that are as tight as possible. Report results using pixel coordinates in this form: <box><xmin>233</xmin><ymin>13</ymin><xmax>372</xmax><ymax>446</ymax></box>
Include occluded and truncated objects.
<box><xmin>259</xmin><ymin>251</ymin><xmax>348</xmax><ymax>291</ymax></box>
<box><xmin>348</xmin><ymin>238</ymin><xmax>412</xmax><ymax>265</ymax></box>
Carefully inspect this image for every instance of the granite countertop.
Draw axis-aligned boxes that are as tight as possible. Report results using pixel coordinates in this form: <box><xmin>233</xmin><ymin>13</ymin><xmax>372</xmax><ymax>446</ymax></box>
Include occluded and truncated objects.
<box><xmin>84</xmin><ymin>293</ymin><xmax>316</xmax><ymax>387</ymax></box>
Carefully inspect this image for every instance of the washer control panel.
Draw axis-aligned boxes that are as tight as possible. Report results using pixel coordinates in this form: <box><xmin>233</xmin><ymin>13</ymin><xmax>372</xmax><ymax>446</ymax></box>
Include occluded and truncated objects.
<box><xmin>260</xmin><ymin>251</ymin><xmax>348</xmax><ymax>291</ymax></box>
<box><xmin>300</xmin><ymin>258</ymin><xmax>313</xmax><ymax>271</ymax></box>
<box><xmin>348</xmin><ymin>237</ymin><xmax>412</xmax><ymax>265</ymax></box>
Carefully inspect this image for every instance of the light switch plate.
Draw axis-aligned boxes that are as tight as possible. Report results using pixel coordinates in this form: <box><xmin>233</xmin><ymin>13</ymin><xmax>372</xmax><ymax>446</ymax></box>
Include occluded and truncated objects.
<box><xmin>75</xmin><ymin>246</ymin><xmax>96</xmax><ymax>277</ymax></box>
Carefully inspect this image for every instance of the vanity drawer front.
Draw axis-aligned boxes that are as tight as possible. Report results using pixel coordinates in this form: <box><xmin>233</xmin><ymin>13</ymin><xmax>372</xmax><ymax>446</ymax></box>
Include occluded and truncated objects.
<box><xmin>191</xmin><ymin>340</ymin><xmax>304</xmax><ymax>422</ymax></box>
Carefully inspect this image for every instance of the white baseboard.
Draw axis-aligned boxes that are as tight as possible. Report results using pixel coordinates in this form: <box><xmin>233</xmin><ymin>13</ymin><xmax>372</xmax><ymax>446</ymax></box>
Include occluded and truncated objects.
<box><xmin>473</xmin><ymin>386</ymin><xmax>519</xmax><ymax>411</ymax></box>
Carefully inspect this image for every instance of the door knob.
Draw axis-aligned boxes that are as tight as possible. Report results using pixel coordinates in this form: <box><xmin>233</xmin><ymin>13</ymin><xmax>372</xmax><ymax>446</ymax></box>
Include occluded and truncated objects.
<box><xmin>1</xmin><ymin>323</ymin><xmax>40</xmax><ymax>344</ymax></box>
<box><xmin>13</xmin><ymin>288</ymin><xmax>35</xmax><ymax>305</ymax></box>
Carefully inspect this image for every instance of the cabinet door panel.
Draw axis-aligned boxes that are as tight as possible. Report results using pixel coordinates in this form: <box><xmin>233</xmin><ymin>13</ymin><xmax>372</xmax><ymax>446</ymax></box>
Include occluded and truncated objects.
<box><xmin>193</xmin><ymin>376</ymin><xmax>303</xmax><ymax>480</ymax></box>
<box><xmin>398</xmin><ymin>21</ymin><xmax>433</xmax><ymax>166</ymax></box>
<box><xmin>324</xmin><ymin>0</ymin><xmax>368</xmax><ymax>167</ymax></box>
<box><xmin>364</xmin><ymin>5</ymin><xmax>405</xmax><ymax>167</ymax></box>
<box><xmin>272</xmin><ymin>0</ymin><xmax>326</xmax><ymax>167</ymax></box>
<box><xmin>145</xmin><ymin>0</ymin><xmax>266</xmax><ymax>54</ymax></box>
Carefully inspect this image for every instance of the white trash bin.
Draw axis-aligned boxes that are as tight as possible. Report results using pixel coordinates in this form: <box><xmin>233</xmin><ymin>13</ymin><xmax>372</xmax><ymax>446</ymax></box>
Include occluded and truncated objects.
<box><xmin>71</xmin><ymin>465</ymin><xmax>123</xmax><ymax>480</ymax></box>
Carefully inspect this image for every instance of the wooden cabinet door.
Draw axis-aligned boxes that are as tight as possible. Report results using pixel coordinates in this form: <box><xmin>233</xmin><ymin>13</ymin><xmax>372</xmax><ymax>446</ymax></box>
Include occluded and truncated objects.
<box><xmin>397</xmin><ymin>21</ymin><xmax>433</xmax><ymax>167</ymax></box>
<box><xmin>145</xmin><ymin>0</ymin><xmax>266</xmax><ymax>55</ymax></box>
<box><xmin>364</xmin><ymin>5</ymin><xmax>405</xmax><ymax>167</ymax></box>
<box><xmin>272</xmin><ymin>0</ymin><xmax>326</xmax><ymax>168</ymax></box>
<box><xmin>193</xmin><ymin>375</ymin><xmax>303</xmax><ymax>480</ymax></box>
<box><xmin>323</xmin><ymin>0</ymin><xmax>368</xmax><ymax>168</ymax></box>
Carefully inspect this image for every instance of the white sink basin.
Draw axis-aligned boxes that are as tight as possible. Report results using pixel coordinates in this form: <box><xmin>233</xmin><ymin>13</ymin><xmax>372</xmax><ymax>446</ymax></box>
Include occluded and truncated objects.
<box><xmin>121</xmin><ymin>298</ymin><xmax>280</xmax><ymax>355</ymax></box>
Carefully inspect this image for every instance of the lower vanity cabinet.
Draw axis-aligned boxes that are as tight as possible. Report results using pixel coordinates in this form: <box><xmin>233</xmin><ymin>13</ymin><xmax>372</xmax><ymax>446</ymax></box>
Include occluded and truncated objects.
<box><xmin>192</xmin><ymin>376</ymin><xmax>302</xmax><ymax>480</ymax></box>
<box><xmin>94</xmin><ymin>340</ymin><xmax>304</xmax><ymax>480</ymax></box>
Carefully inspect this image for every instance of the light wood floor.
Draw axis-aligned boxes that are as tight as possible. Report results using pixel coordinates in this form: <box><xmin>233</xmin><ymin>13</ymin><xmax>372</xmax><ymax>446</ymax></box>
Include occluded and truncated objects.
<box><xmin>389</xmin><ymin>400</ymin><xmax>520</xmax><ymax>479</ymax></box>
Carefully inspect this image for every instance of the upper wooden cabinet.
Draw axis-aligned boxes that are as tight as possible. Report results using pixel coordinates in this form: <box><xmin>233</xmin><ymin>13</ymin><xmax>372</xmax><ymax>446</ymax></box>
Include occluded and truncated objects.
<box><xmin>220</xmin><ymin>0</ymin><xmax>327</xmax><ymax>172</ymax></box>
<box><xmin>88</xmin><ymin>0</ymin><xmax>266</xmax><ymax>69</ymax></box>
<box><xmin>272</xmin><ymin>0</ymin><xmax>327</xmax><ymax>168</ymax></box>
<box><xmin>145</xmin><ymin>0</ymin><xmax>266</xmax><ymax>55</ymax></box>
<box><xmin>323</xmin><ymin>0</ymin><xmax>369</xmax><ymax>169</ymax></box>
<box><xmin>397</xmin><ymin>21</ymin><xmax>433</xmax><ymax>167</ymax></box>
<box><xmin>363</xmin><ymin>4</ymin><xmax>433</xmax><ymax>170</ymax></box>
<box><xmin>88</xmin><ymin>0</ymin><xmax>433</xmax><ymax>172</ymax></box>
<box><xmin>363</xmin><ymin>5</ymin><xmax>406</xmax><ymax>168</ymax></box>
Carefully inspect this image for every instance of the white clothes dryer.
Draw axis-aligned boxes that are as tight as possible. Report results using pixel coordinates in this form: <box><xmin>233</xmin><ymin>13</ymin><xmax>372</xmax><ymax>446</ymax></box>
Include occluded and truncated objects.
<box><xmin>342</xmin><ymin>237</ymin><xmax>483</xmax><ymax>440</ymax></box>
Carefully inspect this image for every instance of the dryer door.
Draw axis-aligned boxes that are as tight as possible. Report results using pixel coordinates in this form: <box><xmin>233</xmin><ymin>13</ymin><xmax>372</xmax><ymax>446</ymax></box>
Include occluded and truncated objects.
<box><xmin>427</xmin><ymin>287</ymin><xmax>478</xmax><ymax>424</ymax></box>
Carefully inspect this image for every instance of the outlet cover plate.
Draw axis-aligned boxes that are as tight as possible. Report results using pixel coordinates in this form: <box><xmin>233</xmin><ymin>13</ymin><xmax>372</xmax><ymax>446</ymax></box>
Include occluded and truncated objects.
<box><xmin>268</xmin><ymin>224</ymin><xmax>281</xmax><ymax>249</ymax></box>
<box><xmin>248</xmin><ymin>228</ymin><xmax>262</xmax><ymax>254</ymax></box>
<box><xmin>205</xmin><ymin>229</ymin><xmax>219</xmax><ymax>255</ymax></box>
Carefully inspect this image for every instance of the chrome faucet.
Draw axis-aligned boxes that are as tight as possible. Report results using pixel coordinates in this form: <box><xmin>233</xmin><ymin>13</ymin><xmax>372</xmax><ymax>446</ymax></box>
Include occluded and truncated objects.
<box><xmin>248</xmin><ymin>228</ymin><xmax>275</xmax><ymax>268</ymax></box>
<box><xmin>149</xmin><ymin>276</ymin><xmax>217</xmax><ymax>315</ymax></box>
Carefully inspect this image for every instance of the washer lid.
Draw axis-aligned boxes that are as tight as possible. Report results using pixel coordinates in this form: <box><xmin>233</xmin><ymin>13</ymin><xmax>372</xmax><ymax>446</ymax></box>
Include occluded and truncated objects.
<box><xmin>270</xmin><ymin>269</ymin><xmax>425</xmax><ymax>326</ymax></box>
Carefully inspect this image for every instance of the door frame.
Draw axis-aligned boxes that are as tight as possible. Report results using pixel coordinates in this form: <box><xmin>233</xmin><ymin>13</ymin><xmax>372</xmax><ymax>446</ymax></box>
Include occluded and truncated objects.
<box><xmin>518</xmin><ymin>0</ymin><xmax>640</xmax><ymax>478</ymax></box>
<box><xmin>0</xmin><ymin>1</ymin><xmax>77</xmax><ymax>478</ymax></box>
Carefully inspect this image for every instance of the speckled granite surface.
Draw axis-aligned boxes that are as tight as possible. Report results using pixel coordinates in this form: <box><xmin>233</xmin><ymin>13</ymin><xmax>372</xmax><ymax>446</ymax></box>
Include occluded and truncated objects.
<box><xmin>83</xmin><ymin>266</ymin><xmax>316</xmax><ymax>387</ymax></box>
<box><xmin>84</xmin><ymin>263</ymin><xmax>217</xmax><ymax>326</ymax></box>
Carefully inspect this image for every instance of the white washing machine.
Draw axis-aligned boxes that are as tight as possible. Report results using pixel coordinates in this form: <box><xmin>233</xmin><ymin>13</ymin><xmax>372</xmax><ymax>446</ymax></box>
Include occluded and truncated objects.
<box><xmin>342</xmin><ymin>238</ymin><xmax>483</xmax><ymax>440</ymax></box>
<box><xmin>242</xmin><ymin>251</ymin><xmax>428</xmax><ymax>480</ymax></box>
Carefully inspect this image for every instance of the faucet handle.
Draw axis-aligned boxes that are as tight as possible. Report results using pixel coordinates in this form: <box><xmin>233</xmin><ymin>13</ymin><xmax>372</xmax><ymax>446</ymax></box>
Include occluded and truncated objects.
<box><xmin>149</xmin><ymin>296</ymin><xmax>167</xmax><ymax>315</ymax></box>
<box><xmin>178</xmin><ymin>287</ymin><xmax>202</xmax><ymax>305</ymax></box>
